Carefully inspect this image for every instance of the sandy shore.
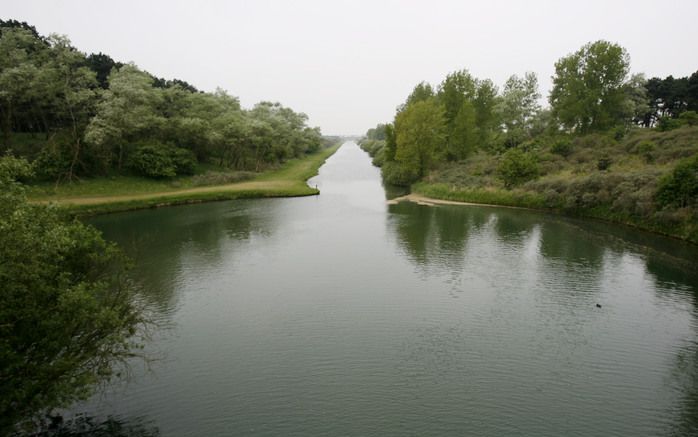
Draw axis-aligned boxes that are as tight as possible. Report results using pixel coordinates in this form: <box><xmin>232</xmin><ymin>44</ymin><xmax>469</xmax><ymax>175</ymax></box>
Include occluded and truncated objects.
<box><xmin>387</xmin><ymin>193</ymin><xmax>531</xmax><ymax>210</ymax></box>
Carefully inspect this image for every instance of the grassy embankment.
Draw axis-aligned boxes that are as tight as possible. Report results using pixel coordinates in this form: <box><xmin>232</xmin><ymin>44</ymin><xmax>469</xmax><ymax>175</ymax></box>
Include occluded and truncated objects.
<box><xmin>363</xmin><ymin>126</ymin><xmax>698</xmax><ymax>243</ymax></box>
<box><xmin>28</xmin><ymin>144</ymin><xmax>340</xmax><ymax>216</ymax></box>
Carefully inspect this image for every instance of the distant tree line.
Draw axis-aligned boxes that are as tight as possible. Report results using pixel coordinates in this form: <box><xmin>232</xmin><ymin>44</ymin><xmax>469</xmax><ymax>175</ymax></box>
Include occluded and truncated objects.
<box><xmin>0</xmin><ymin>20</ymin><xmax>323</xmax><ymax>182</ymax></box>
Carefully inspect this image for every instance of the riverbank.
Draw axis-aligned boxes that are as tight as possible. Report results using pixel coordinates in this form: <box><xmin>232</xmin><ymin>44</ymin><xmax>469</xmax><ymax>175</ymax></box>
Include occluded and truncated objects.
<box><xmin>29</xmin><ymin>145</ymin><xmax>340</xmax><ymax>216</ymax></box>
<box><xmin>362</xmin><ymin>125</ymin><xmax>698</xmax><ymax>245</ymax></box>
<box><xmin>397</xmin><ymin>182</ymin><xmax>698</xmax><ymax>245</ymax></box>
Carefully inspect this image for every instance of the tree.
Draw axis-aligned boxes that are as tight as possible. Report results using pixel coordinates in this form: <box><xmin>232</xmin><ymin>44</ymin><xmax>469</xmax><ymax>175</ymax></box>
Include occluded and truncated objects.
<box><xmin>447</xmin><ymin>99</ymin><xmax>477</xmax><ymax>160</ymax></box>
<box><xmin>473</xmin><ymin>79</ymin><xmax>499</xmax><ymax>148</ymax></box>
<box><xmin>550</xmin><ymin>40</ymin><xmax>632</xmax><ymax>133</ymax></box>
<box><xmin>642</xmin><ymin>71</ymin><xmax>698</xmax><ymax>126</ymax></box>
<box><xmin>84</xmin><ymin>64</ymin><xmax>165</xmax><ymax>171</ymax></box>
<box><xmin>403</xmin><ymin>81</ymin><xmax>435</xmax><ymax>109</ymax></box>
<box><xmin>86</xmin><ymin>52</ymin><xmax>123</xmax><ymax>89</ymax></box>
<box><xmin>0</xmin><ymin>156</ymin><xmax>145</xmax><ymax>433</ymax></box>
<box><xmin>497</xmin><ymin>72</ymin><xmax>541</xmax><ymax>147</ymax></box>
<box><xmin>40</xmin><ymin>34</ymin><xmax>99</xmax><ymax>181</ymax></box>
<box><xmin>392</xmin><ymin>98</ymin><xmax>447</xmax><ymax>183</ymax></box>
<box><xmin>437</xmin><ymin>70</ymin><xmax>478</xmax><ymax>159</ymax></box>
<box><xmin>0</xmin><ymin>28</ymin><xmax>44</xmax><ymax>147</ymax></box>
<box><xmin>366</xmin><ymin>123</ymin><xmax>387</xmax><ymax>141</ymax></box>
<box><xmin>383</xmin><ymin>123</ymin><xmax>396</xmax><ymax>162</ymax></box>
<box><xmin>437</xmin><ymin>70</ymin><xmax>477</xmax><ymax>125</ymax></box>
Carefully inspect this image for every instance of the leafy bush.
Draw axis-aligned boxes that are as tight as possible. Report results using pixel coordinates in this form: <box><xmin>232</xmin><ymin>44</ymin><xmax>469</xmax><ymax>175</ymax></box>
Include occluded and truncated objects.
<box><xmin>653</xmin><ymin>111</ymin><xmax>698</xmax><ymax>133</ymax></box>
<box><xmin>679</xmin><ymin>110</ymin><xmax>698</xmax><ymax>126</ymax></box>
<box><xmin>656</xmin><ymin>155</ymin><xmax>698</xmax><ymax>208</ymax></box>
<box><xmin>635</xmin><ymin>140</ymin><xmax>656</xmax><ymax>163</ymax></box>
<box><xmin>382</xmin><ymin>160</ymin><xmax>420</xmax><ymax>186</ymax></box>
<box><xmin>171</xmin><ymin>147</ymin><xmax>197</xmax><ymax>175</ymax></box>
<box><xmin>128</xmin><ymin>143</ymin><xmax>197</xmax><ymax>179</ymax></box>
<box><xmin>0</xmin><ymin>156</ymin><xmax>144</xmax><ymax>431</ymax></box>
<box><xmin>498</xmin><ymin>148</ymin><xmax>539</xmax><ymax>188</ymax></box>
<box><xmin>551</xmin><ymin>139</ymin><xmax>573</xmax><ymax>157</ymax></box>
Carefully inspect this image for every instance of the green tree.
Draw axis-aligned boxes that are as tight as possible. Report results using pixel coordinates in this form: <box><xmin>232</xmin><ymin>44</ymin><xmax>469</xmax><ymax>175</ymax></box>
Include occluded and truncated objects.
<box><xmin>0</xmin><ymin>156</ymin><xmax>145</xmax><ymax>433</ymax></box>
<box><xmin>40</xmin><ymin>34</ymin><xmax>99</xmax><ymax>181</ymax></box>
<box><xmin>383</xmin><ymin>123</ymin><xmax>396</xmax><ymax>162</ymax></box>
<box><xmin>0</xmin><ymin>28</ymin><xmax>43</xmax><ymax>147</ymax></box>
<box><xmin>84</xmin><ymin>64</ymin><xmax>165</xmax><ymax>171</ymax></box>
<box><xmin>437</xmin><ymin>70</ymin><xmax>477</xmax><ymax>125</ymax></box>
<box><xmin>85</xmin><ymin>52</ymin><xmax>123</xmax><ymax>89</ymax></box>
<box><xmin>437</xmin><ymin>70</ymin><xmax>478</xmax><ymax>159</ymax></box>
<box><xmin>447</xmin><ymin>99</ymin><xmax>477</xmax><ymax>160</ymax></box>
<box><xmin>403</xmin><ymin>81</ymin><xmax>435</xmax><ymax>109</ymax></box>
<box><xmin>497</xmin><ymin>72</ymin><xmax>541</xmax><ymax>147</ymax></box>
<box><xmin>473</xmin><ymin>79</ymin><xmax>500</xmax><ymax>148</ymax></box>
<box><xmin>550</xmin><ymin>40</ymin><xmax>632</xmax><ymax>133</ymax></box>
<box><xmin>393</xmin><ymin>99</ymin><xmax>447</xmax><ymax>183</ymax></box>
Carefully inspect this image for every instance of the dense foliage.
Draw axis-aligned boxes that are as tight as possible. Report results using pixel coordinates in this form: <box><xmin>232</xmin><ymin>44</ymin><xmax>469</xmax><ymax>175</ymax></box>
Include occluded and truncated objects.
<box><xmin>0</xmin><ymin>156</ymin><xmax>145</xmax><ymax>433</ymax></box>
<box><xmin>0</xmin><ymin>20</ymin><xmax>323</xmax><ymax>183</ymax></box>
<box><xmin>361</xmin><ymin>40</ymin><xmax>698</xmax><ymax>242</ymax></box>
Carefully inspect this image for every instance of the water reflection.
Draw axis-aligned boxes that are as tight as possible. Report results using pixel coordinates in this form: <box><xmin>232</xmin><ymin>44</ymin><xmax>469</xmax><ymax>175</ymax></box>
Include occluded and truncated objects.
<box><xmin>387</xmin><ymin>198</ymin><xmax>698</xmax><ymax>435</ymax></box>
<box><xmin>89</xmin><ymin>200</ymin><xmax>280</xmax><ymax>316</ymax></box>
<box><xmin>672</xmin><ymin>340</ymin><xmax>698</xmax><ymax>436</ymax></box>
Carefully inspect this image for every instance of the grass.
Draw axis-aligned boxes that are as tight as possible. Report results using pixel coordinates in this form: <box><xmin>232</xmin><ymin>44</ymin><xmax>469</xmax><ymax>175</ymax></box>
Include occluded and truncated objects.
<box><xmin>29</xmin><ymin>145</ymin><xmax>340</xmax><ymax>216</ymax></box>
<box><xmin>413</xmin><ymin>182</ymin><xmax>547</xmax><ymax>209</ymax></box>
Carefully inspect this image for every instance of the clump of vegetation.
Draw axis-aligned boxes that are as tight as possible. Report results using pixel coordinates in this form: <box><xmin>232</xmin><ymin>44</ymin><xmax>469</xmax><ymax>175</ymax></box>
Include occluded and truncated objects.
<box><xmin>128</xmin><ymin>143</ymin><xmax>196</xmax><ymax>178</ymax></box>
<box><xmin>0</xmin><ymin>20</ymin><xmax>323</xmax><ymax>184</ymax></box>
<box><xmin>656</xmin><ymin>155</ymin><xmax>698</xmax><ymax>208</ymax></box>
<box><xmin>498</xmin><ymin>148</ymin><xmax>539</xmax><ymax>188</ymax></box>
<box><xmin>550</xmin><ymin>139</ymin><xmax>573</xmax><ymax>157</ymax></box>
<box><xmin>362</xmin><ymin>38</ymin><xmax>698</xmax><ymax>242</ymax></box>
<box><xmin>0</xmin><ymin>156</ymin><xmax>146</xmax><ymax>433</ymax></box>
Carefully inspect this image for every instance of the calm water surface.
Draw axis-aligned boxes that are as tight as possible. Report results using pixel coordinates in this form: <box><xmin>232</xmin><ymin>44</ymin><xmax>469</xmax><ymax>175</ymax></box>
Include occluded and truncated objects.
<box><xmin>80</xmin><ymin>142</ymin><xmax>698</xmax><ymax>436</ymax></box>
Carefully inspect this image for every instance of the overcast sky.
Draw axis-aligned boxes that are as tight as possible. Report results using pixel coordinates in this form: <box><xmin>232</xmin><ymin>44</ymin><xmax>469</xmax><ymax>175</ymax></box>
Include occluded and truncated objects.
<box><xmin>3</xmin><ymin>0</ymin><xmax>698</xmax><ymax>135</ymax></box>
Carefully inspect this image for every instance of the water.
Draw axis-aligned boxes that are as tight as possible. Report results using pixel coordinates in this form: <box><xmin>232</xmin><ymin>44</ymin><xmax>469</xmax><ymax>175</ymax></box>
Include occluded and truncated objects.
<box><xmin>79</xmin><ymin>142</ymin><xmax>698</xmax><ymax>436</ymax></box>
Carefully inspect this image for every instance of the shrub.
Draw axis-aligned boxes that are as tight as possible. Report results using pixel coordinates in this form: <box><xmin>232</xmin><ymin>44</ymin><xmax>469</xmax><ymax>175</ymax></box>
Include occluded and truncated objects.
<box><xmin>656</xmin><ymin>154</ymin><xmax>698</xmax><ymax>208</ymax></box>
<box><xmin>171</xmin><ymin>147</ymin><xmax>197</xmax><ymax>175</ymax></box>
<box><xmin>0</xmin><ymin>156</ymin><xmax>145</xmax><ymax>431</ymax></box>
<box><xmin>551</xmin><ymin>139</ymin><xmax>573</xmax><ymax>157</ymax></box>
<box><xmin>679</xmin><ymin>110</ymin><xmax>698</xmax><ymax>126</ymax></box>
<box><xmin>657</xmin><ymin>117</ymin><xmax>684</xmax><ymax>132</ymax></box>
<box><xmin>497</xmin><ymin>148</ymin><xmax>539</xmax><ymax>188</ymax></box>
<box><xmin>128</xmin><ymin>143</ymin><xmax>198</xmax><ymax>179</ymax></box>
<box><xmin>128</xmin><ymin>144</ymin><xmax>177</xmax><ymax>178</ymax></box>
<box><xmin>635</xmin><ymin>140</ymin><xmax>656</xmax><ymax>163</ymax></box>
<box><xmin>32</xmin><ymin>147</ymin><xmax>71</xmax><ymax>181</ymax></box>
<box><xmin>382</xmin><ymin>160</ymin><xmax>420</xmax><ymax>186</ymax></box>
<box><xmin>612</xmin><ymin>125</ymin><xmax>627</xmax><ymax>141</ymax></box>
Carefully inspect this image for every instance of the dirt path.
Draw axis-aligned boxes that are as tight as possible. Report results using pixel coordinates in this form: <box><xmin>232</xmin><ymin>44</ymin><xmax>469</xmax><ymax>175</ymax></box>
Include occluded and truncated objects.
<box><xmin>39</xmin><ymin>180</ymin><xmax>298</xmax><ymax>206</ymax></box>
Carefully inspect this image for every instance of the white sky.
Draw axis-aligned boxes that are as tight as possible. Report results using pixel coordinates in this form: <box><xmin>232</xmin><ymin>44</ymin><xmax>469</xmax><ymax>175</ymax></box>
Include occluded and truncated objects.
<box><xmin>3</xmin><ymin>0</ymin><xmax>698</xmax><ymax>135</ymax></box>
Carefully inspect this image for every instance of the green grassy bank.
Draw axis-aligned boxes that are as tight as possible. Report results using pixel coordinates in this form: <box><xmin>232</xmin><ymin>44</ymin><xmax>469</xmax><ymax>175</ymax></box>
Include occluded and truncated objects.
<box><xmin>411</xmin><ymin>182</ymin><xmax>697</xmax><ymax>244</ymax></box>
<box><xmin>29</xmin><ymin>144</ymin><xmax>340</xmax><ymax>216</ymax></box>
<box><xmin>365</xmin><ymin>126</ymin><xmax>698</xmax><ymax>244</ymax></box>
